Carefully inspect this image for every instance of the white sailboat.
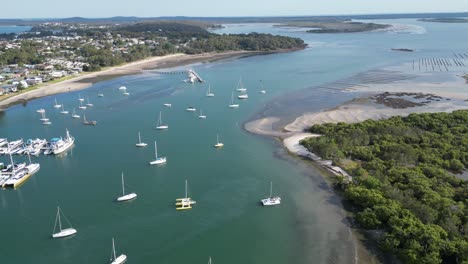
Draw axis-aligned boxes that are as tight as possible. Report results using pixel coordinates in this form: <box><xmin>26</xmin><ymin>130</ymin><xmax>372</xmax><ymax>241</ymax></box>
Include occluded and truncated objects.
<box><xmin>149</xmin><ymin>141</ymin><xmax>166</xmax><ymax>165</ymax></box>
<box><xmin>228</xmin><ymin>92</ymin><xmax>239</xmax><ymax>108</ymax></box>
<box><xmin>78</xmin><ymin>94</ymin><xmax>84</xmax><ymax>102</ymax></box>
<box><xmin>78</xmin><ymin>100</ymin><xmax>87</xmax><ymax>110</ymax></box>
<box><xmin>40</xmin><ymin>111</ymin><xmax>49</xmax><ymax>122</ymax></box>
<box><xmin>60</xmin><ymin>105</ymin><xmax>69</xmax><ymax>114</ymax></box>
<box><xmin>175</xmin><ymin>179</ymin><xmax>196</xmax><ymax>210</ymax></box>
<box><xmin>206</xmin><ymin>85</ymin><xmax>214</xmax><ymax>97</ymax></box>
<box><xmin>116</xmin><ymin>172</ymin><xmax>137</xmax><ymax>202</ymax></box>
<box><xmin>198</xmin><ymin>109</ymin><xmax>207</xmax><ymax>119</ymax></box>
<box><xmin>52</xmin><ymin>206</ymin><xmax>77</xmax><ymax>238</ymax></box>
<box><xmin>118</xmin><ymin>86</ymin><xmax>127</xmax><ymax>91</ymax></box>
<box><xmin>135</xmin><ymin>132</ymin><xmax>147</xmax><ymax>147</ymax></box>
<box><xmin>98</xmin><ymin>90</ymin><xmax>104</xmax><ymax>97</ymax></box>
<box><xmin>186</xmin><ymin>106</ymin><xmax>196</xmax><ymax>112</ymax></box>
<box><xmin>53</xmin><ymin>98</ymin><xmax>62</xmax><ymax>108</ymax></box>
<box><xmin>163</xmin><ymin>103</ymin><xmax>172</xmax><ymax>108</ymax></box>
<box><xmin>237</xmin><ymin>93</ymin><xmax>249</xmax><ymax>99</ymax></box>
<box><xmin>214</xmin><ymin>134</ymin><xmax>224</xmax><ymax>148</ymax></box>
<box><xmin>86</xmin><ymin>97</ymin><xmax>93</xmax><ymax>107</ymax></box>
<box><xmin>110</xmin><ymin>238</ymin><xmax>127</xmax><ymax>264</ymax></box>
<box><xmin>236</xmin><ymin>77</ymin><xmax>247</xmax><ymax>92</ymax></box>
<box><xmin>36</xmin><ymin>108</ymin><xmax>45</xmax><ymax>113</ymax></box>
<box><xmin>72</xmin><ymin>108</ymin><xmax>80</xmax><ymax>118</ymax></box>
<box><xmin>259</xmin><ymin>80</ymin><xmax>266</xmax><ymax>94</ymax></box>
<box><xmin>156</xmin><ymin>111</ymin><xmax>169</xmax><ymax>130</ymax></box>
<box><xmin>261</xmin><ymin>181</ymin><xmax>281</xmax><ymax>206</ymax></box>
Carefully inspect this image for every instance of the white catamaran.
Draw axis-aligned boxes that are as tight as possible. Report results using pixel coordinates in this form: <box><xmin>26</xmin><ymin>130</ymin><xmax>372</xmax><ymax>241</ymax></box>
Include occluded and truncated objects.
<box><xmin>52</xmin><ymin>206</ymin><xmax>77</xmax><ymax>238</ymax></box>
<box><xmin>261</xmin><ymin>181</ymin><xmax>281</xmax><ymax>206</ymax></box>
<box><xmin>149</xmin><ymin>141</ymin><xmax>166</xmax><ymax>165</ymax></box>
<box><xmin>116</xmin><ymin>172</ymin><xmax>137</xmax><ymax>202</ymax></box>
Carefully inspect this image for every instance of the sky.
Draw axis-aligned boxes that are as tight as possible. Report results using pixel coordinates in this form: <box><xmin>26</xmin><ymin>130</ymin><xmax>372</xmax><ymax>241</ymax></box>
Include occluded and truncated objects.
<box><xmin>1</xmin><ymin>0</ymin><xmax>468</xmax><ymax>19</ymax></box>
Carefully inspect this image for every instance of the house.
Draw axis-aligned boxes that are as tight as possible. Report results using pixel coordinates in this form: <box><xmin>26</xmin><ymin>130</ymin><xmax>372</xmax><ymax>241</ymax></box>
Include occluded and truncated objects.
<box><xmin>0</xmin><ymin>76</ymin><xmax>5</xmax><ymax>81</ymax></box>
<box><xmin>50</xmin><ymin>71</ymin><xmax>64</xmax><ymax>78</ymax></box>
<box><xmin>26</xmin><ymin>76</ymin><xmax>43</xmax><ymax>85</ymax></box>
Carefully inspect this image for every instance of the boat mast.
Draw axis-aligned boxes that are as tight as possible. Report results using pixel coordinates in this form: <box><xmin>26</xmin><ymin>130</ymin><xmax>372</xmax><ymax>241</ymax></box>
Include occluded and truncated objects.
<box><xmin>121</xmin><ymin>172</ymin><xmax>125</xmax><ymax>196</ymax></box>
<box><xmin>159</xmin><ymin>111</ymin><xmax>162</xmax><ymax>125</ymax></box>
<box><xmin>138</xmin><ymin>132</ymin><xmax>141</xmax><ymax>144</ymax></box>
<box><xmin>112</xmin><ymin>238</ymin><xmax>117</xmax><ymax>261</ymax></box>
<box><xmin>216</xmin><ymin>135</ymin><xmax>219</xmax><ymax>144</ymax></box>
<box><xmin>270</xmin><ymin>182</ymin><xmax>273</xmax><ymax>197</ymax></box>
<box><xmin>57</xmin><ymin>206</ymin><xmax>62</xmax><ymax>232</ymax></box>
<box><xmin>185</xmin><ymin>180</ymin><xmax>188</xmax><ymax>198</ymax></box>
<box><xmin>154</xmin><ymin>141</ymin><xmax>158</xmax><ymax>159</ymax></box>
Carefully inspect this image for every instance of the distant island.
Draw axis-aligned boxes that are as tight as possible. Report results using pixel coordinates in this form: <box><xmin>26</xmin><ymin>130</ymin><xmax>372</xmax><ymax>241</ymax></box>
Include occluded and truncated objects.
<box><xmin>419</xmin><ymin>17</ymin><xmax>468</xmax><ymax>23</ymax></box>
<box><xmin>275</xmin><ymin>20</ymin><xmax>390</xmax><ymax>33</ymax></box>
<box><xmin>391</xmin><ymin>48</ymin><xmax>414</xmax><ymax>52</ymax></box>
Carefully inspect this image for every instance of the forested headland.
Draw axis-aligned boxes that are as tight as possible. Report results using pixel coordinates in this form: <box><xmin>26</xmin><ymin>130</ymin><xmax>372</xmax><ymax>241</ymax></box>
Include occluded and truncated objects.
<box><xmin>301</xmin><ymin>111</ymin><xmax>468</xmax><ymax>263</ymax></box>
<box><xmin>0</xmin><ymin>21</ymin><xmax>306</xmax><ymax>72</ymax></box>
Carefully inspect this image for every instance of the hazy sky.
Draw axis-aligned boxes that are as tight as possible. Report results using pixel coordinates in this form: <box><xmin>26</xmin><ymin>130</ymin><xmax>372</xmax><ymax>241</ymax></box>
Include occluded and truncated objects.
<box><xmin>2</xmin><ymin>0</ymin><xmax>468</xmax><ymax>18</ymax></box>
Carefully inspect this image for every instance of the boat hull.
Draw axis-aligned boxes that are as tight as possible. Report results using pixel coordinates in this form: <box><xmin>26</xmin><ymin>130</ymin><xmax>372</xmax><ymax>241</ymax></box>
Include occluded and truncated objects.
<box><xmin>52</xmin><ymin>228</ymin><xmax>77</xmax><ymax>238</ymax></box>
<box><xmin>111</xmin><ymin>254</ymin><xmax>127</xmax><ymax>264</ymax></box>
<box><xmin>228</xmin><ymin>104</ymin><xmax>239</xmax><ymax>108</ymax></box>
<box><xmin>149</xmin><ymin>157</ymin><xmax>167</xmax><ymax>165</ymax></box>
<box><xmin>261</xmin><ymin>197</ymin><xmax>281</xmax><ymax>206</ymax></box>
<box><xmin>156</xmin><ymin>125</ymin><xmax>168</xmax><ymax>130</ymax></box>
<box><xmin>117</xmin><ymin>193</ymin><xmax>137</xmax><ymax>202</ymax></box>
<box><xmin>214</xmin><ymin>143</ymin><xmax>224</xmax><ymax>148</ymax></box>
<box><xmin>135</xmin><ymin>143</ymin><xmax>147</xmax><ymax>147</ymax></box>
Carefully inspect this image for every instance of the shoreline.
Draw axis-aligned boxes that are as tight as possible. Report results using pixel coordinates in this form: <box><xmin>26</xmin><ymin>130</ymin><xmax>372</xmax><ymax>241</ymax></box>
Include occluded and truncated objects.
<box><xmin>0</xmin><ymin>49</ymin><xmax>299</xmax><ymax>111</ymax></box>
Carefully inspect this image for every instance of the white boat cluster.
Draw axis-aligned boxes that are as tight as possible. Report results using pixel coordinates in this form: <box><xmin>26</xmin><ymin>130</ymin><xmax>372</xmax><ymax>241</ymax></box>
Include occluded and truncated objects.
<box><xmin>0</xmin><ymin>129</ymin><xmax>74</xmax><ymax>157</ymax></box>
<box><xmin>0</xmin><ymin>129</ymin><xmax>75</xmax><ymax>189</ymax></box>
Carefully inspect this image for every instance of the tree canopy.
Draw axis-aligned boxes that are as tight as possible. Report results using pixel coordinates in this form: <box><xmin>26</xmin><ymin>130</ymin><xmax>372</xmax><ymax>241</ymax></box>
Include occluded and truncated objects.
<box><xmin>301</xmin><ymin>111</ymin><xmax>468</xmax><ymax>263</ymax></box>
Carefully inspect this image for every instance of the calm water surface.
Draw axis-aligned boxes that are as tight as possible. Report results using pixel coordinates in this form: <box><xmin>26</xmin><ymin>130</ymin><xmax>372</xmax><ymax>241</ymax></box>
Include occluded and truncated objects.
<box><xmin>1</xmin><ymin>19</ymin><xmax>468</xmax><ymax>264</ymax></box>
<box><xmin>0</xmin><ymin>25</ymin><xmax>31</xmax><ymax>34</ymax></box>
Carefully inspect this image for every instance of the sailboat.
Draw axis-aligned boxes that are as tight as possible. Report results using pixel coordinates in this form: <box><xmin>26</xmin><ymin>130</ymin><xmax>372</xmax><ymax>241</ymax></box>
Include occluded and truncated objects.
<box><xmin>72</xmin><ymin>108</ymin><xmax>80</xmax><ymax>119</ymax></box>
<box><xmin>198</xmin><ymin>109</ymin><xmax>207</xmax><ymax>119</ymax></box>
<box><xmin>78</xmin><ymin>100</ymin><xmax>87</xmax><ymax>110</ymax></box>
<box><xmin>42</xmin><ymin>110</ymin><xmax>52</xmax><ymax>124</ymax></box>
<box><xmin>60</xmin><ymin>105</ymin><xmax>69</xmax><ymax>114</ymax></box>
<box><xmin>86</xmin><ymin>97</ymin><xmax>93</xmax><ymax>107</ymax></box>
<box><xmin>236</xmin><ymin>77</ymin><xmax>247</xmax><ymax>92</ymax></box>
<box><xmin>163</xmin><ymin>103</ymin><xmax>172</xmax><ymax>108</ymax></box>
<box><xmin>116</xmin><ymin>172</ymin><xmax>137</xmax><ymax>202</ymax></box>
<box><xmin>149</xmin><ymin>141</ymin><xmax>166</xmax><ymax>165</ymax></box>
<box><xmin>98</xmin><ymin>90</ymin><xmax>104</xmax><ymax>97</ymax></box>
<box><xmin>78</xmin><ymin>94</ymin><xmax>84</xmax><ymax>102</ymax></box>
<box><xmin>208</xmin><ymin>257</ymin><xmax>213</xmax><ymax>264</ymax></box>
<box><xmin>82</xmin><ymin>113</ymin><xmax>97</xmax><ymax>125</ymax></box>
<box><xmin>53</xmin><ymin>98</ymin><xmax>62</xmax><ymax>108</ymax></box>
<box><xmin>175</xmin><ymin>179</ymin><xmax>196</xmax><ymax>210</ymax></box>
<box><xmin>261</xmin><ymin>181</ymin><xmax>281</xmax><ymax>206</ymax></box>
<box><xmin>259</xmin><ymin>80</ymin><xmax>266</xmax><ymax>94</ymax></box>
<box><xmin>237</xmin><ymin>93</ymin><xmax>249</xmax><ymax>99</ymax></box>
<box><xmin>156</xmin><ymin>111</ymin><xmax>169</xmax><ymax>130</ymax></box>
<box><xmin>214</xmin><ymin>134</ymin><xmax>224</xmax><ymax>148</ymax></box>
<box><xmin>40</xmin><ymin>111</ymin><xmax>49</xmax><ymax>122</ymax></box>
<box><xmin>109</xmin><ymin>238</ymin><xmax>127</xmax><ymax>264</ymax></box>
<box><xmin>228</xmin><ymin>92</ymin><xmax>239</xmax><ymax>108</ymax></box>
<box><xmin>135</xmin><ymin>132</ymin><xmax>147</xmax><ymax>147</ymax></box>
<box><xmin>52</xmin><ymin>206</ymin><xmax>77</xmax><ymax>238</ymax></box>
<box><xmin>186</xmin><ymin>106</ymin><xmax>196</xmax><ymax>112</ymax></box>
<box><xmin>206</xmin><ymin>85</ymin><xmax>214</xmax><ymax>97</ymax></box>
<box><xmin>118</xmin><ymin>86</ymin><xmax>127</xmax><ymax>91</ymax></box>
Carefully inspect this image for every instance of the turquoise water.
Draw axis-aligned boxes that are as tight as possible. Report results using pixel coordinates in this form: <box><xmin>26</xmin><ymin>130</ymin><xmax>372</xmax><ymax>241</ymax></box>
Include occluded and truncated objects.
<box><xmin>1</xmin><ymin>19</ymin><xmax>468</xmax><ymax>264</ymax></box>
<box><xmin>0</xmin><ymin>25</ymin><xmax>31</xmax><ymax>34</ymax></box>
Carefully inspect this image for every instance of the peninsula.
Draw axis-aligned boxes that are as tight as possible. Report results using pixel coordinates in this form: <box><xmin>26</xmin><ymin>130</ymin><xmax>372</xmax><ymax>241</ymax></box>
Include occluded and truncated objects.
<box><xmin>275</xmin><ymin>21</ymin><xmax>390</xmax><ymax>33</ymax></box>
<box><xmin>419</xmin><ymin>17</ymin><xmax>468</xmax><ymax>23</ymax></box>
